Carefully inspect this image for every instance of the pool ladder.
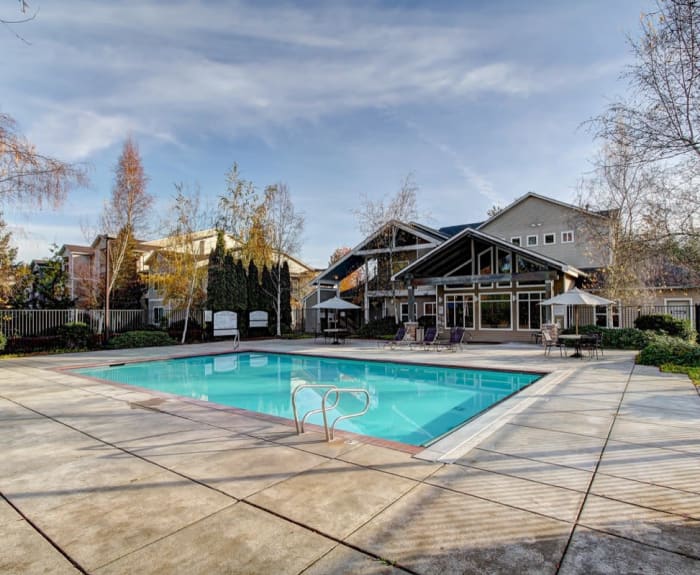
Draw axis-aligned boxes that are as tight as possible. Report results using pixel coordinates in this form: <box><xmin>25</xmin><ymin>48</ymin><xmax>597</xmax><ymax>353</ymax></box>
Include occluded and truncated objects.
<box><xmin>291</xmin><ymin>384</ymin><xmax>371</xmax><ymax>442</ymax></box>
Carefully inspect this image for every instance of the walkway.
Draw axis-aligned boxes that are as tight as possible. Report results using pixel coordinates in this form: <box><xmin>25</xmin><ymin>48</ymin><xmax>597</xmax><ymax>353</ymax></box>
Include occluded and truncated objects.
<box><xmin>1</xmin><ymin>339</ymin><xmax>699</xmax><ymax>574</ymax></box>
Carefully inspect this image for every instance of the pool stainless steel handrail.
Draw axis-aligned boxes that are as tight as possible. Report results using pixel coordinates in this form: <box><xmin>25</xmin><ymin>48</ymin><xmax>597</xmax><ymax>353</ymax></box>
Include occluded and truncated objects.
<box><xmin>291</xmin><ymin>384</ymin><xmax>340</xmax><ymax>433</ymax></box>
<box><xmin>321</xmin><ymin>388</ymin><xmax>371</xmax><ymax>442</ymax></box>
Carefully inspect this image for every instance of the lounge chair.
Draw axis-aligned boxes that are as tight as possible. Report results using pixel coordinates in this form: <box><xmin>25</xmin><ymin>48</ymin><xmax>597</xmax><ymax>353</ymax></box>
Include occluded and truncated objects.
<box><xmin>381</xmin><ymin>327</ymin><xmax>407</xmax><ymax>349</ymax></box>
<box><xmin>437</xmin><ymin>327</ymin><xmax>466</xmax><ymax>352</ymax></box>
<box><xmin>413</xmin><ymin>326</ymin><xmax>438</xmax><ymax>350</ymax></box>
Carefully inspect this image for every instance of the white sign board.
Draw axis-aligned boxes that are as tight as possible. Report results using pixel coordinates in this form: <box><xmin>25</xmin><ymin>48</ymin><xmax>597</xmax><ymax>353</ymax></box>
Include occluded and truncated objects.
<box><xmin>249</xmin><ymin>310</ymin><xmax>268</xmax><ymax>328</ymax></box>
<box><xmin>213</xmin><ymin>311</ymin><xmax>238</xmax><ymax>336</ymax></box>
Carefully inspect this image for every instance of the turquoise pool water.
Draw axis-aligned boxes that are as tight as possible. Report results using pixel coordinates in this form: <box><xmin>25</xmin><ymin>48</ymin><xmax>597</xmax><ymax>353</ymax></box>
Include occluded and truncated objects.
<box><xmin>73</xmin><ymin>352</ymin><xmax>541</xmax><ymax>446</ymax></box>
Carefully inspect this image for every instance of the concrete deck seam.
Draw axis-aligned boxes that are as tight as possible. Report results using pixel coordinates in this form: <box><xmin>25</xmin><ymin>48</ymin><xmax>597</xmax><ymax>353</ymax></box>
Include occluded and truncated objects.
<box><xmin>554</xmin><ymin>362</ymin><xmax>649</xmax><ymax>574</ymax></box>
<box><xmin>3</xmin><ymin>393</ymin><xmax>421</xmax><ymax>575</ymax></box>
<box><xmin>0</xmin><ymin>491</ymin><xmax>90</xmax><ymax>575</ymax></box>
<box><xmin>91</xmin><ymin>501</ymin><xmax>239</xmax><ymax>572</ymax></box>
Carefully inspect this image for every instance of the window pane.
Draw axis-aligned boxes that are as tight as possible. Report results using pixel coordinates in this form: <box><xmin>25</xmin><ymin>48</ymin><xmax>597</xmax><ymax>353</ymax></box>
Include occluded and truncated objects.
<box><xmin>480</xmin><ymin>294</ymin><xmax>511</xmax><ymax>329</ymax></box>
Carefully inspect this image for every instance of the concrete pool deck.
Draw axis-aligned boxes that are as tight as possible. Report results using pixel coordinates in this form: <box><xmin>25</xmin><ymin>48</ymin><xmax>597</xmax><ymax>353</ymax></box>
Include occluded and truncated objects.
<box><xmin>2</xmin><ymin>339</ymin><xmax>699</xmax><ymax>574</ymax></box>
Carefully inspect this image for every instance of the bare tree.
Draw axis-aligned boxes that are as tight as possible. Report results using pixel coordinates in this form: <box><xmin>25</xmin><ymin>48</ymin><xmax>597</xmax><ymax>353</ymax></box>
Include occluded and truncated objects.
<box><xmin>154</xmin><ymin>184</ymin><xmax>212</xmax><ymax>343</ymax></box>
<box><xmin>353</xmin><ymin>173</ymin><xmax>420</xmax><ymax>319</ymax></box>
<box><xmin>262</xmin><ymin>182</ymin><xmax>304</xmax><ymax>337</ymax></box>
<box><xmin>577</xmin><ymin>127</ymin><xmax>662</xmax><ymax>303</ymax></box>
<box><xmin>1</xmin><ymin>1</ymin><xmax>37</xmax><ymax>44</ymax></box>
<box><xmin>1</xmin><ymin>113</ymin><xmax>88</xmax><ymax>208</ymax></box>
<box><xmin>101</xmin><ymin>137</ymin><xmax>153</xmax><ymax>298</ymax></box>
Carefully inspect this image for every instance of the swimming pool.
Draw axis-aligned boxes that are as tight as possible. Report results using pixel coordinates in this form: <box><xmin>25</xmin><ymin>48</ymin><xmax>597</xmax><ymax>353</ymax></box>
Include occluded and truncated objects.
<box><xmin>73</xmin><ymin>352</ymin><xmax>542</xmax><ymax>446</ymax></box>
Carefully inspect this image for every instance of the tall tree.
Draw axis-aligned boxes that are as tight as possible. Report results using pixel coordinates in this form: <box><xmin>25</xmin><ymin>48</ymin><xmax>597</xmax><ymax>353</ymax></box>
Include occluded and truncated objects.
<box><xmin>280</xmin><ymin>261</ymin><xmax>292</xmax><ymax>332</ymax></box>
<box><xmin>594</xmin><ymin>0</ymin><xmax>700</xmax><ymax>244</ymax></box>
<box><xmin>232</xmin><ymin>257</ymin><xmax>248</xmax><ymax>315</ymax></box>
<box><xmin>262</xmin><ymin>182</ymin><xmax>304</xmax><ymax>337</ymax></box>
<box><xmin>207</xmin><ymin>230</ymin><xmax>227</xmax><ymax>311</ymax></box>
<box><xmin>109</xmin><ymin>227</ymin><xmax>145</xmax><ymax>309</ymax></box>
<box><xmin>223</xmin><ymin>251</ymin><xmax>236</xmax><ymax>310</ymax></box>
<box><xmin>247</xmin><ymin>259</ymin><xmax>259</xmax><ymax>312</ymax></box>
<box><xmin>353</xmin><ymin>173</ymin><xmax>420</xmax><ymax>319</ymax></box>
<box><xmin>31</xmin><ymin>245</ymin><xmax>74</xmax><ymax>309</ymax></box>
<box><xmin>0</xmin><ymin>212</ymin><xmax>18</xmax><ymax>307</ymax></box>
<box><xmin>0</xmin><ymin>113</ymin><xmax>87</xmax><ymax>208</ymax></box>
<box><xmin>153</xmin><ymin>184</ymin><xmax>209</xmax><ymax>343</ymax></box>
<box><xmin>101</xmin><ymin>137</ymin><xmax>153</xmax><ymax>301</ymax></box>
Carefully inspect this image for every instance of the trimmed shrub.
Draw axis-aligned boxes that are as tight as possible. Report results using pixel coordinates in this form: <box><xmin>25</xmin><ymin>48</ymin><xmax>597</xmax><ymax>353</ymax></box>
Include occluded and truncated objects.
<box><xmin>106</xmin><ymin>330</ymin><xmax>176</xmax><ymax>349</ymax></box>
<box><xmin>561</xmin><ymin>325</ymin><xmax>652</xmax><ymax>350</ymax></box>
<box><xmin>56</xmin><ymin>322</ymin><xmax>94</xmax><ymax>350</ymax></box>
<box><xmin>0</xmin><ymin>332</ymin><xmax>6</xmax><ymax>352</ymax></box>
<box><xmin>357</xmin><ymin>317</ymin><xmax>399</xmax><ymax>338</ymax></box>
<box><xmin>637</xmin><ymin>334</ymin><xmax>700</xmax><ymax>367</ymax></box>
<box><xmin>634</xmin><ymin>314</ymin><xmax>696</xmax><ymax>342</ymax></box>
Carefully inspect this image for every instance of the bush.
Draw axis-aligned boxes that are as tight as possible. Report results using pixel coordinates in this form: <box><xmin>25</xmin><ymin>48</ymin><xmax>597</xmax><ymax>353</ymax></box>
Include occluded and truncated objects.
<box><xmin>56</xmin><ymin>322</ymin><xmax>94</xmax><ymax>350</ymax></box>
<box><xmin>634</xmin><ymin>314</ymin><xmax>696</xmax><ymax>341</ymax></box>
<box><xmin>637</xmin><ymin>334</ymin><xmax>700</xmax><ymax>367</ymax></box>
<box><xmin>167</xmin><ymin>318</ymin><xmax>205</xmax><ymax>342</ymax></box>
<box><xmin>106</xmin><ymin>330</ymin><xmax>176</xmax><ymax>349</ymax></box>
<box><xmin>561</xmin><ymin>325</ymin><xmax>652</xmax><ymax>349</ymax></box>
<box><xmin>0</xmin><ymin>332</ymin><xmax>6</xmax><ymax>352</ymax></box>
<box><xmin>357</xmin><ymin>317</ymin><xmax>399</xmax><ymax>338</ymax></box>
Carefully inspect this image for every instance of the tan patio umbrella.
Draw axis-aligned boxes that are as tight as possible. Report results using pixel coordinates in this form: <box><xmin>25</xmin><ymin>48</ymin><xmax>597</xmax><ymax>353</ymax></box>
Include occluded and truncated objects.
<box><xmin>539</xmin><ymin>287</ymin><xmax>614</xmax><ymax>334</ymax></box>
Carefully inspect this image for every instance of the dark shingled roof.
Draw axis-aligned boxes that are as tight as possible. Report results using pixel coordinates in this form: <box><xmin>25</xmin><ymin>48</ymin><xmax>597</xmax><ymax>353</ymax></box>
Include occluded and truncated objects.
<box><xmin>438</xmin><ymin>222</ymin><xmax>483</xmax><ymax>237</ymax></box>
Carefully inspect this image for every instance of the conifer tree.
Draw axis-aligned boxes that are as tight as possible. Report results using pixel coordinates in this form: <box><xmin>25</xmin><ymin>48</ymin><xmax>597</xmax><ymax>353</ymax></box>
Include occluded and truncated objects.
<box><xmin>207</xmin><ymin>230</ymin><xmax>227</xmax><ymax>311</ymax></box>
<box><xmin>223</xmin><ymin>251</ymin><xmax>236</xmax><ymax>310</ymax></box>
<box><xmin>280</xmin><ymin>261</ymin><xmax>292</xmax><ymax>332</ymax></box>
<box><xmin>232</xmin><ymin>258</ymin><xmax>247</xmax><ymax>314</ymax></box>
<box><xmin>247</xmin><ymin>259</ymin><xmax>259</xmax><ymax>311</ymax></box>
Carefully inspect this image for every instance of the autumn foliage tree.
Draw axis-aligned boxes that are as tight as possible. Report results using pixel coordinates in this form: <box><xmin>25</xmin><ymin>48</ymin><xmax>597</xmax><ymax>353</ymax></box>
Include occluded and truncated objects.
<box><xmin>101</xmin><ymin>137</ymin><xmax>152</xmax><ymax>305</ymax></box>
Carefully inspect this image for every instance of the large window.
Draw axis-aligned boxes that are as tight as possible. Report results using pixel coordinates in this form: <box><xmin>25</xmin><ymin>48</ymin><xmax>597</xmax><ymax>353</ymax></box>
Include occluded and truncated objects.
<box><xmin>423</xmin><ymin>302</ymin><xmax>436</xmax><ymax>317</ymax></box>
<box><xmin>480</xmin><ymin>294</ymin><xmax>511</xmax><ymax>329</ymax></box>
<box><xmin>446</xmin><ymin>294</ymin><xmax>474</xmax><ymax>329</ymax></box>
<box><xmin>518</xmin><ymin>292</ymin><xmax>544</xmax><ymax>330</ymax></box>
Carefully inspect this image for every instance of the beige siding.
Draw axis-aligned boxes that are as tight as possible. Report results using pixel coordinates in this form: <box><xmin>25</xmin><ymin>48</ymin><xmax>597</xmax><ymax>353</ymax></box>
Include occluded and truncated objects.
<box><xmin>480</xmin><ymin>196</ymin><xmax>610</xmax><ymax>269</ymax></box>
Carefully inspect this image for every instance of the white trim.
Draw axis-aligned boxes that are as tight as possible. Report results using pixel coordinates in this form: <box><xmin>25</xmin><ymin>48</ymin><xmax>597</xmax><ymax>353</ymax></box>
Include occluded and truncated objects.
<box><xmin>515</xmin><ymin>290</ymin><xmax>546</xmax><ymax>331</ymax></box>
<box><xmin>561</xmin><ymin>230</ymin><xmax>574</xmax><ymax>243</ymax></box>
<box><xmin>526</xmin><ymin>235</ymin><xmax>538</xmax><ymax>247</ymax></box>
<box><xmin>510</xmin><ymin>236</ymin><xmax>521</xmax><ymax>246</ymax></box>
<box><xmin>543</xmin><ymin>233</ymin><xmax>556</xmax><ymax>245</ymax></box>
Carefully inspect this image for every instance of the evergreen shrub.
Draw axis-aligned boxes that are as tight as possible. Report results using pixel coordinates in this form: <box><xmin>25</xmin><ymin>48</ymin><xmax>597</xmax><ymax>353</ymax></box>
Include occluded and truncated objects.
<box><xmin>637</xmin><ymin>334</ymin><xmax>700</xmax><ymax>367</ymax></box>
<box><xmin>634</xmin><ymin>314</ymin><xmax>696</xmax><ymax>342</ymax></box>
<box><xmin>106</xmin><ymin>331</ymin><xmax>176</xmax><ymax>349</ymax></box>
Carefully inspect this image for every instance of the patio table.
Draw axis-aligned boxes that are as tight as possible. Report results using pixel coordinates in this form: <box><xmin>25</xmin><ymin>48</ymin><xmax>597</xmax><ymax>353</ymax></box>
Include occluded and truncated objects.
<box><xmin>323</xmin><ymin>328</ymin><xmax>347</xmax><ymax>344</ymax></box>
<box><xmin>558</xmin><ymin>334</ymin><xmax>583</xmax><ymax>358</ymax></box>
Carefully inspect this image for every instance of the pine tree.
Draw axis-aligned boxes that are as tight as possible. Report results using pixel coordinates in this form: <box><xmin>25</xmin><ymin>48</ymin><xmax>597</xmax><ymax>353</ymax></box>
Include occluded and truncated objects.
<box><xmin>207</xmin><ymin>230</ymin><xmax>227</xmax><ymax>311</ymax></box>
<box><xmin>280</xmin><ymin>261</ymin><xmax>292</xmax><ymax>332</ymax></box>
<box><xmin>223</xmin><ymin>251</ymin><xmax>236</xmax><ymax>310</ymax></box>
<box><xmin>247</xmin><ymin>259</ymin><xmax>259</xmax><ymax>311</ymax></box>
<box><xmin>232</xmin><ymin>258</ymin><xmax>247</xmax><ymax>314</ymax></box>
<box><xmin>110</xmin><ymin>227</ymin><xmax>145</xmax><ymax>309</ymax></box>
<box><xmin>261</xmin><ymin>264</ymin><xmax>275</xmax><ymax>316</ymax></box>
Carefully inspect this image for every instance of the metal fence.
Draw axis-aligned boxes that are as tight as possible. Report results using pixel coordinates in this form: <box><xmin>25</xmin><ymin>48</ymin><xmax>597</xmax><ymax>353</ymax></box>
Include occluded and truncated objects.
<box><xmin>0</xmin><ymin>309</ymin><xmax>147</xmax><ymax>337</ymax></box>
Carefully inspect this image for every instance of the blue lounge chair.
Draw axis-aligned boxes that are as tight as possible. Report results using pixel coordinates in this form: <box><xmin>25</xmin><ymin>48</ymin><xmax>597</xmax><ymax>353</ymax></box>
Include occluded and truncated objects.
<box><xmin>381</xmin><ymin>327</ymin><xmax>407</xmax><ymax>349</ymax></box>
<box><xmin>413</xmin><ymin>326</ymin><xmax>438</xmax><ymax>350</ymax></box>
<box><xmin>438</xmin><ymin>327</ymin><xmax>466</xmax><ymax>351</ymax></box>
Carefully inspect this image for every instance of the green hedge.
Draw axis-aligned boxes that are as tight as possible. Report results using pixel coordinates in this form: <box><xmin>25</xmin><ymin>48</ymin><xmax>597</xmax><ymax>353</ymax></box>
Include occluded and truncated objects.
<box><xmin>637</xmin><ymin>334</ymin><xmax>700</xmax><ymax>367</ymax></box>
<box><xmin>106</xmin><ymin>330</ymin><xmax>177</xmax><ymax>349</ymax></box>
<box><xmin>561</xmin><ymin>325</ymin><xmax>652</xmax><ymax>349</ymax></box>
<box><xmin>56</xmin><ymin>322</ymin><xmax>94</xmax><ymax>350</ymax></box>
<box><xmin>0</xmin><ymin>332</ymin><xmax>6</xmax><ymax>352</ymax></box>
<box><xmin>634</xmin><ymin>314</ymin><xmax>696</xmax><ymax>342</ymax></box>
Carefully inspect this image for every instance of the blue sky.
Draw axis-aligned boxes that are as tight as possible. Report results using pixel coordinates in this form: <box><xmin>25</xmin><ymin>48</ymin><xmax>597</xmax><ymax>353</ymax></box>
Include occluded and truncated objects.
<box><xmin>2</xmin><ymin>0</ymin><xmax>648</xmax><ymax>268</ymax></box>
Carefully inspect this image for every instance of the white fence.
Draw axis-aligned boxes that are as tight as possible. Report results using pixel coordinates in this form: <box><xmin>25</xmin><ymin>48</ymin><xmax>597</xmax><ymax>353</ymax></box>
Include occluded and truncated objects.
<box><xmin>0</xmin><ymin>309</ymin><xmax>148</xmax><ymax>337</ymax></box>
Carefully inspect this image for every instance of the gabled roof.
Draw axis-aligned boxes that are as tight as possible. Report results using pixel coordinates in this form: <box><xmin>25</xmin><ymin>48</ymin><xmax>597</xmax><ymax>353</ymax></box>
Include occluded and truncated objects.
<box><xmin>58</xmin><ymin>244</ymin><xmax>95</xmax><ymax>256</ymax></box>
<box><xmin>394</xmin><ymin>226</ymin><xmax>585</xmax><ymax>281</ymax></box>
<box><xmin>310</xmin><ymin>219</ymin><xmax>445</xmax><ymax>286</ymax></box>
<box><xmin>477</xmin><ymin>192</ymin><xmax>613</xmax><ymax>230</ymax></box>
<box><xmin>439</xmin><ymin>222</ymin><xmax>483</xmax><ymax>237</ymax></box>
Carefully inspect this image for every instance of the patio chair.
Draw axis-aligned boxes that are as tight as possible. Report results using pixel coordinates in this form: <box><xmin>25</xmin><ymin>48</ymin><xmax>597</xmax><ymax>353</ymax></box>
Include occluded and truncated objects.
<box><xmin>411</xmin><ymin>326</ymin><xmax>437</xmax><ymax>350</ymax></box>
<box><xmin>381</xmin><ymin>326</ymin><xmax>407</xmax><ymax>349</ymax></box>
<box><xmin>541</xmin><ymin>330</ymin><xmax>565</xmax><ymax>356</ymax></box>
<box><xmin>578</xmin><ymin>334</ymin><xmax>600</xmax><ymax>359</ymax></box>
<box><xmin>437</xmin><ymin>327</ymin><xmax>466</xmax><ymax>352</ymax></box>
